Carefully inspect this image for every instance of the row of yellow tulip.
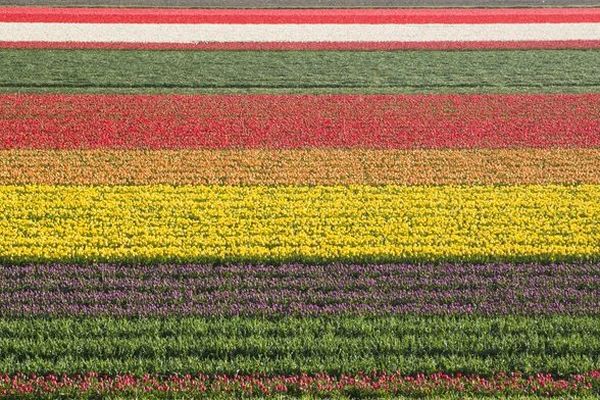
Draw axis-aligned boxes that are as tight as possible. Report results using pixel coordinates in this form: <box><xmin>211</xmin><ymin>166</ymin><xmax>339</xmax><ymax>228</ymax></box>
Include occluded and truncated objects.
<box><xmin>1</xmin><ymin>184</ymin><xmax>598</xmax><ymax>263</ymax></box>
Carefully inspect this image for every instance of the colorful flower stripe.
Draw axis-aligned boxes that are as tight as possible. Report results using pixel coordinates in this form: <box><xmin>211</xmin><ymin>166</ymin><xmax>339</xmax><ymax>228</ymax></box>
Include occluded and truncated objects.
<box><xmin>0</xmin><ymin>185</ymin><xmax>598</xmax><ymax>264</ymax></box>
<box><xmin>5</xmin><ymin>40</ymin><xmax>600</xmax><ymax>50</ymax></box>
<box><xmin>1</xmin><ymin>316</ymin><xmax>599</xmax><ymax>375</ymax></box>
<box><xmin>3</xmin><ymin>94</ymin><xmax>600</xmax><ymax>149</ymax></box>
<box><xmin>3</xmin><ymin>8</ymin><xmax>600</xmax><ymax>50</ymax></box>
<box><xmin>4</xmin><ymin>8</ymin><xmax>600</xmax><ymax>24</ymax></box>
<box><xmin>5</xmin><ymin>23</ymin><xmax>600</xmax><ymax>46</ymax></box>
<box><xmin>1</xmin><ymin>371</ymin><xmax>599</xmax><ymax>398</ymax></box>
<box><xmin>4</xmin><ymin>0</ymin><xmax>598</xmax><ymax>7</ymax></box>
<box><xmin>1</xmin><ymin>263</ymin><xmax>597</xmax><ymax>317</ymax></box>
<box><xmin>3</xmin><ymin>149</ymin><xmax>600</xmax><ymax>185</ymax></box>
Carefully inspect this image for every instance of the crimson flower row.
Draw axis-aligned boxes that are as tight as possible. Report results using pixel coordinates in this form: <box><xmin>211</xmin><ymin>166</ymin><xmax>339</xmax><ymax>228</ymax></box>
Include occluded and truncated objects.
<box><xmin>2</xmin><ymin>93</ymin><xmax>600</xmax><ymax>149</ymax></box>
<box><xmin>1</xmin><ymin>371</ymin><xmax>599</xmax><ymax>398</ymax></box>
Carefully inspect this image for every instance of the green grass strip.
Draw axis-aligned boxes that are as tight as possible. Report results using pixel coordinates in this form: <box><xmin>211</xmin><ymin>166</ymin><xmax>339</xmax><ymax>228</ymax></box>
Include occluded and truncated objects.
<box><xmin>0</xmin><ymin>316</ymin><xmax>598</xmax><ymax>375</ymax></box>
<box><xmin>2</xmin><ymin>49</ymin><xmax>600</xmax><ymax>94</ymax></box>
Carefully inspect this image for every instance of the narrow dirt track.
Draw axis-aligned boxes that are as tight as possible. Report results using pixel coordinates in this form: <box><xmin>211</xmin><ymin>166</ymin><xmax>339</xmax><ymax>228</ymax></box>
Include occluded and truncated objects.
<box><xmin>0</xmin><ymin>0</ymin><xmax>599</xmax><ymax>8</ymax></box>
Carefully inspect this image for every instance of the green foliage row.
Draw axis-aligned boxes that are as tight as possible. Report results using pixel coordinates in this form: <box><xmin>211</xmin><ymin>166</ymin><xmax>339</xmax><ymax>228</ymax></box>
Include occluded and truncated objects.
<box><xmin>0</xmin><ymin>316</ymin><xmax>598</xmax><ymax>375</ymax></box>
<box><xmin>1</xmin><ymin>50</ymin><xmax>600</xmax><ymax>94</ymax></box>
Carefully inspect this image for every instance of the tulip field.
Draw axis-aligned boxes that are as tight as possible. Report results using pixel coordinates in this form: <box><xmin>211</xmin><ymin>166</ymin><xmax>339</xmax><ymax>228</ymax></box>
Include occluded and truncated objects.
<box><xmin>1</xmin><ymin>3</ymin><xmax>600</xmax><ymax>399</ymax></box>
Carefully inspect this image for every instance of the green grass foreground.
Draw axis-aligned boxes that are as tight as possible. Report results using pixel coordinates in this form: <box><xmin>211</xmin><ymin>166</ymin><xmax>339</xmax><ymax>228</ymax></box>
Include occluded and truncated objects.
<box><xmin>0</xmin><ymin>315</ymin><xmax>599</xmax><ymax>375</ymax></box>
<box><xmin>2</xmin><ymin>49</ymin><xmax>600</xmax><ymax>93</ymax></box>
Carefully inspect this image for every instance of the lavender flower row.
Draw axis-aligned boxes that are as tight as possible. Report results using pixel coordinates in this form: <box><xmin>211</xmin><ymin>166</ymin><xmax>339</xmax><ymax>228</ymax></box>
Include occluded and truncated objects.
<box><xmin>1</xmin><ymin>263</ymin><xmax>598</xmax><ymax>317</ymax></box>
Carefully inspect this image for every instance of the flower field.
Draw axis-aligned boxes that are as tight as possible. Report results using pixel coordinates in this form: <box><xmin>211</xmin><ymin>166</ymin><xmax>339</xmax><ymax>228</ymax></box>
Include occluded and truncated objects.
<box><xmin>2</xmin><ymin>94</ymin><xmax>600</xmax><ymax>149</ymax></box>
<box><xmin>2</xmin><ymin>371</ymin><xmax>599</xmax><ymax>399</ymax></box>
<box><xmin>1</xmin><ymin>4</ymin><xmax>600</xmax><ymax>399</ymax></box>
<box><xmin>1</xmin><ymin>185</ymin><xmax>599</xmax><ymax>263</ymax></box>
<box><xmin>3</xmin><ymin>149</ymin><xmax>600</xmax><ymax>185</ymax></box>
<box><xmin>1</xmin><ymin>263</ymin><xmax>598</xmax><ymax>316</ymax></box>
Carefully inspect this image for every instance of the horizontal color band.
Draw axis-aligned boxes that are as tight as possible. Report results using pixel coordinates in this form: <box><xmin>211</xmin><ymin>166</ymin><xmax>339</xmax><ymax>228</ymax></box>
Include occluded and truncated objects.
<box><xmin>4</xmin><ymin>39</ymin><xmax>600</xmax><ymax>50</ymax></box>
<box><xmin>1</xmin><ymin>371</ymin><xmax>599</xmax><ymax>398</ymax></box>
<box><xmin>2</xmin><ymin>263</ymin><xmax>597</xmax><ymax>317</ymax></box>
<box><xmin>0</xmin><ymin>185</ymin><xmax>598</xmax><ymax>263</ymax></box>
<box><xmin>2</xmin><ymin>94</ymin><xmax>599</xmax><ymax>149</ymax></box>
<box><xmin>1</xmin><ymin>0</ymin><xmax>599</xmax><ymax>7</ymax></box>
<box><xmin>0</xmin><ymin>316</ymin><xmax>598</xmax><ymax>374</ymax></box>
<box><xmin>2</xmin><ymin>50</ymin><xmax>599</xmax><ymax>94</ymax></box>
<box><xmin>2</xmin><ymin>8</ymin><xmax>600</xmax><ymax>24</ymax></box>
<box><xmin>3</xmin><ymin>23</ymin><xmax>600</xmax><ymax>43</ymax></box>
<box><xmin>2</xmin><ymin>149</ymin><xmax>599</xmax><ymax>185</ymax></box>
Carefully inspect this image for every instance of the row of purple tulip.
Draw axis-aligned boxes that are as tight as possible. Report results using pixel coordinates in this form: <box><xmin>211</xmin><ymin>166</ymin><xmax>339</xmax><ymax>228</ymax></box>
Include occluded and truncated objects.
<box><xmin>1</xmin><ymin>263</ymin><xmax>597</xmax><ymax>316</ymax></box>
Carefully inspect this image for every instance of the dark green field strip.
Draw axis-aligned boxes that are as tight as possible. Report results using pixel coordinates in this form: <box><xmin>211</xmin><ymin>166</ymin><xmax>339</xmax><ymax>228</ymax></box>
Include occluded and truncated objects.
<box><xmin>2</xmin><ymin>49</ymin><xmax>600</xmax><ymax>94</ymax></box>
<box><xmin>0</xmin><ymin>316</ymin><xmax>599</xmax><ymax>375</ymax></box>
<box><xmin>1</xmin><ymin>0</ymin><xmax>599</xmax><ymax>7</ymax></box>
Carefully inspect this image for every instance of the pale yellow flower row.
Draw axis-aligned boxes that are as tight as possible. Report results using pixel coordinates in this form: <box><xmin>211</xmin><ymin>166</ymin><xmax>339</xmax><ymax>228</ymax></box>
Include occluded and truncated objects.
<box><xmin>0</xmin><ymin>184</ymin><xmax>598</xmax><ymax>263</ymax></box>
